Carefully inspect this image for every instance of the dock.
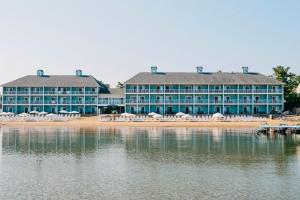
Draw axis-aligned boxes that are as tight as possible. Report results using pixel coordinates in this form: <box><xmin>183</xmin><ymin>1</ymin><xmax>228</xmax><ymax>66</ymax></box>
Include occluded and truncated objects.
<box><xmin>256</xmin><ymin>124</ymin><xmax>300</xmax><ymax>135</ymax></box>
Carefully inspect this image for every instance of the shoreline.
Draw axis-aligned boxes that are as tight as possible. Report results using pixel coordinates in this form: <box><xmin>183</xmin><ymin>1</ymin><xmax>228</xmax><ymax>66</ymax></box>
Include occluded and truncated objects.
<box><xmin>1</xmin><ymin>117</ymin><xmax>299</xmax><ymax>128</ymax></box>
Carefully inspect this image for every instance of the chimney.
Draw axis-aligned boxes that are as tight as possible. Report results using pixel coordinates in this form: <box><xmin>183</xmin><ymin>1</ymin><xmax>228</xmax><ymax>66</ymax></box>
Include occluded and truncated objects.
<box><xmin>242</xmin><ymin>66</ymin><xmax>249</xmax><ymax>74</ymax></box>
<box><xmin>151</xmin><ymin>66</ymin><xmax>158</xmax><ymax>73</ymax></box>
<box><xmin>37</xmin><ymin>70</ymin><xmax>44</xmax><ymax>77</ymax></box>
<box><xmin>196</xmin><ymin>66</ymin><xmax>203</xmax><ymax>73</ymax></box>
<box><xmin>76</xmin><ymin>70</ymin><xmax>82</xmax><ymax>76</ymax></box>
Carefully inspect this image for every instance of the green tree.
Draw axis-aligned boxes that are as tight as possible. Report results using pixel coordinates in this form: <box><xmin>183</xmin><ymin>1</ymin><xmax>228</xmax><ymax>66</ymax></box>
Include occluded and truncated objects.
<box><xmin>116</xmin><ymin>82</ymin><xmax>124</xmax><ymax>88</ymax></box>
<box><xmin>272</xmin><ymin>66</ymin><xmax>300</xmax><ymax>110</ymax></box>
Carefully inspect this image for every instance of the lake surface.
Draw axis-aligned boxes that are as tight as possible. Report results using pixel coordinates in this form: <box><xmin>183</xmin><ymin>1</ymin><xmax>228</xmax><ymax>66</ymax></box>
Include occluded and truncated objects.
<box><xmin>0</xmin><ymin>126</ymin><xmax>300</xmax><ymax>200</ymax></box>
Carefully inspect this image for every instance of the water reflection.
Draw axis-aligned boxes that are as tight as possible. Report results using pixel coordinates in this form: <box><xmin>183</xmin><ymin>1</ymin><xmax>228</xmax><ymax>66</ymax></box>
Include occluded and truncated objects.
<box><xmin>2</xmin><ymin>127</ymin><xmax>300</xmax><ymax>163</ymax></box>
<box><xmin>1</xmin><ymin>126</ymin><xmax>300</xmax><ymax>200</ymax></box>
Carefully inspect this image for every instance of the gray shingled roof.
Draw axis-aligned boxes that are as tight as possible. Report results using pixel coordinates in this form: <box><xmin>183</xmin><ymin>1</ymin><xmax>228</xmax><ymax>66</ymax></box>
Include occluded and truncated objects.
<box><xmin>1</xmin><ymin>75</ymin><xmax>102</xmax><ymax>87</ymax></box>
<box><xmin>100</xmin><ymin>88</ymin><xmax>124</xmax><ymax>97</ymax></box>
<box><xmin>124</xmin><ymin>72</ymin><xmax>283</xmax><ymax>85</ymax></box>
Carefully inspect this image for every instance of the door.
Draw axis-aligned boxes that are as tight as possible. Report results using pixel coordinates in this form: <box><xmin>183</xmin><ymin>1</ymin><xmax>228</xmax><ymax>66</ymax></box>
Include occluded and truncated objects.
<box><xmin>25</xmin><ymin>107</ymin><xmax>29</xmax><ymax>113</ymax></box>
<box><xmin>130</xmin><ymin>107</ymin><xmax>135</xmax><ymax>113</ymax></box>
<box><xmin>185</xmin><ymin>107</ymin><xmax>189</xmax><ymax>113</ymax></box>
<box><xmin>141</xmin><ymin>107</ymin><xmax>145</xmax><ymax>114</ymax></box>
<box><xmin>216</xmin><ymin>107</ymin><xmax>220</xmax><ymax>113</ymax></box>
<box><xmin>226</xmin><ymin>107</ymin><xmax>230</xmax><ymax>114</ymax></box>
<box><xmin>243</xmin><ymin>107</ymin><xmax>247</xmax><ymax>114</ymax></box>
<box><xmin>167</xmin><ymin>107</ymin><xmax>172</xmax><ymax>114</ymax></box>
<box><xmin>156</xmin><ymin>107</ymin><xmax>160</xmax><ymax>114</ymax></box>
<box><xmin>254</xmin><ymin>107</ymin><xmax>258</xmax><ymax>114</ymax></box>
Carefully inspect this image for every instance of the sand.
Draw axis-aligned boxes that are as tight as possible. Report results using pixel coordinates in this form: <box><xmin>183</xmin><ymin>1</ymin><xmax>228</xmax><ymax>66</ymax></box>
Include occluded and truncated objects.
<box><xmin>1</xmin><ymin>116</ymin><xmax>299</xmax><ymax>128</ymax></box>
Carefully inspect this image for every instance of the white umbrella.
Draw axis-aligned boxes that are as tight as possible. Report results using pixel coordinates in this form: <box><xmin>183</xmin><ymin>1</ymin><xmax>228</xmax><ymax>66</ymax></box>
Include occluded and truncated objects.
<box><xmin>148</xmin><ymin>112</ymin><xmax>157</xmax><ymax>116</ymax></box>
<box><xmin>175</xmin><ymin>112</ymin><xmax>185</xmax><ymax>116</ymax></box>
<box><xmin>59</xmin><ymin>110</ymin><xmax>69</xmax><ymax>114</ymax></box>
<box><xmin>121</xmin><ymin>112</ymin><xmax>131</xmax><ymax>117</ymax></box>
<box><xmin>6</xmin><ymin>112</ymin><xmax>15</xmax><ymax>116</ymax></box>
<box><xmin>182</xmin><ymin>114</ymin><xmax>192</xmax><ymax>119</ymax></box>
<box><xmin>46</xmin><ymin>113</ymin><xmax>57</xmax><ymax>117</ymax></box>
<box><xmin>69</xmin><ymin>111</ymin><xmax>79</xmax><ymax>114</ymax></box>
<box><xmin>18</xmin><ymin>113</ymin><xmax>29</xmax><ymax>117</ymax></box>
<box><xmin>38</xmin><ymin>111</ymin><xmax>48</xmax><ymax>115</ymax></box>
<box><xmin>153</xmin><ymin>114</ymin><xmax>163</xmax><ymax>118</ymax></box>
<box><xmin>30</xmin><ymin>111</ymin><xmax>39</xmax><ymax>114</ymax></box>
<box><xmin>0</xmin><ymin>112</ymin><xmax>7</xmax><ymax>116</ymax></box>
<box><xmin>212</xmin><ymin>112</ymin><xmax>224</xmax><ymax>119</ymax></box>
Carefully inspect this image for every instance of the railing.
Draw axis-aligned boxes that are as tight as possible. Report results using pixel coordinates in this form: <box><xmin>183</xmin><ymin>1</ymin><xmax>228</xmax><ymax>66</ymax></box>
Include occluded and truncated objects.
<box><xmin>209</xmin><ymin>100</ymin><xmax>223</xmax><ymax>104</ymax></box>
<box><xmin>98</xmin><ymin>100</ymin><xmax>124</xmax><ymax>105</ymax></box>
<box><xmin>17</xmin><ymin>101</ymin><xmax>29</xmax><ymax>104</ymax></box>
<box><xmin>224</xmin><ymin>100</ymin><xmax>238</xmax><ymax>104</ymax></box>
<box><xmin>3</xmin><ymin>91</ymin><xmax>16</xmax><ymax>95</ymax></box>
<box><xmin>71</xmin><ymin>91</ymin><xmax>85</xmax><ymax>95</ymax></box>
<box><xmin>268</xmin><ymin>100</ymin><xmax>282</xmax><ymax>104</ymax></box>
<box><xmin>85</xmin><ymin>101</ymin><xmax>97</xmax><ymax>104</ymax></box>
<box><xmin>126</xmin><ymin>89</ymin><xmax>282</xmax><ymax>94</ymax></box>
<box><xmin>268</xmin><ymin>89</ymin><xmax>282</xmax><ymax>93</ymax></box>
<box><xmin>44</xmin><ymin>91</ymin><xmax>57</xmax><ymax>95</ymax></box>
<box><xmin>31</xmin><ymin>91</ymin><xmax>43</xmax><ymax>95</ymax></box>
<box><xmin>3</xmin><ymin>101</ymin><xmax>16</xmax><ymax>104</ymax></box>
<box><xmin>71</xmin><ymin>101</ymin><xmax>84</xmax><ymax>105</ymax></box>
<box><xmin>239</xmin><ymin>100</ymin><xmax>252</xmax><ymax>104</ymax></box>
<box><xmin>44</xmin><ymin>101</ymin><xmax>57</xmax><ymax>104</ymax></box>
<box><xmin>17</xmin><ymin>91</ymin><xmax>29</xmax><ymax>95</ymax></box>
<box><xmin>85</xmin><ymin>91</ymin><xmax>97</xmax><ymax>95</ymax></box>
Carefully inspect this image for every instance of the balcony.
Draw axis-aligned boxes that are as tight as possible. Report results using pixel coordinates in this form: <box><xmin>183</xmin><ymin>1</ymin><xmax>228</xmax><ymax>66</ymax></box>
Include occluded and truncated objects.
<box><xmin>165</xmin><ymin>99</ymin><xmax>179</xmax><ymax>104</ymax></box>
<box><xmin>17</xmin><ymin>91</ymin><xmax>29</xmax><ymax>95</ymax></box>
<box><xmin>239</xmin><ymin>100</ymin><xmax>252</xmax><ymax>104</ymax></box>
<box><xmin>71</xmin><ymin>101</ymin><xmax>84</xmax><ymax>105</ymax></box>
<box><xmin>44</xmin><ymin>91</ymin><xmax>57</xmax><ymax>95</ymax></box>
<box><xmin>3</xmin><ymin>91</ymin><xmax>16</xmax><ymax>95</ymax></box>
<box><xmin>209</xmin><ymin>100</ymin><xmax>223</xmax><ymax>104</ymax></box>
<box><xmin>209</xmin><ymin>89</ymin><xmax>223</xmax><ymax>93</ymax></box>
<box><xmin>126</xmin><ymin>100</ymin><xmax>137</xmax><ymax>104</ymax></box>
<box><xmin>253</xmin><ymin>100</ymin><xmax>267</xmax><ymax>104</ymax></box>
<box><xmin>17</xmin><ymin>101</ymin><xmax>29</xmax><ymax>104</ymax></box>
<box><xmin>253</xmin><ymin>89</ymin><xmax>268</xmax><ymax>93</ymax></box>
<box><xmin>31</xmin><ymin>101</ymin><xmax>43</xmax><ymax>104</ymax></box>
<box><xmin>85</xmin><ymin>91</ymin><xmax>97</xmax><ymax>95</ymax></box>
<box><xmin>71</xmin><ymin>91</ymin><xmax>85</xmax><ymax>95</ymax></box>
<box><xmin>45</xmin><ymin>101</ymin><xmax>57</xmax><ymax>104</ymax></box>
<box><xmin>3</xmin><ymin>101</ymin><xmax>16</xmax><ymax>104</ymax></box>
<box><xmin>31</xmin><ymin>91</ymin><xmax>43</xmax><ymax>95</ymax></box>
<box><xmin>268</xmin><ymin>89</ymin><xmax>282</xmax><ymax>93</ymax></box>
<box><xmin>85</xmin><ymin>101</ymin><xmax>97</xmax><ymax>104</ymax></box>
<box><xmin>268</xmin><ymin>100</ymin><xmax>282</xmax><ymax>104</ymax></box>
<box><xmin>98</xmin><ymin>100</ymin><xmax>124</xmax><ymax>105</ymax></box>
<box><xmin>238</xmin><ymin>89</ymin><xmax>253</xmax><ymax>93</ymax></box>
<box><xmin>59</xmin><ymin>101</ymin><xmax>70</xmax><ymax>104</ymax></box>
<box><xmin>224</xmin><ymin>100</ymin><xmax>238</xmax><ymax>104</ymax></box>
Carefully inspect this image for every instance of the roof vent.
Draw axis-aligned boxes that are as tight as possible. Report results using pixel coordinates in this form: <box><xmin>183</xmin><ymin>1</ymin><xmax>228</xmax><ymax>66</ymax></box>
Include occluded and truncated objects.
<box><xmin>242</xmin><ymin>66</ymin><xmax>249</xmax><ymax>74</ymax></box>
<box><xmin>76</xmin><ymin>70</ymin><xmax>82</xmax><ymax>77</ymax></box>
<box><xmin>37</xmin><ymin>70</ymin><xmax>44</xmax><ymax>77</ymax></box>
<box><xmin>151</xmin><ymin>66</ymin><xmax>158</xmax><ymax>73</ymax></box>
<box><xmin>196</xmin><ymin>66</ymin><xmax>203</xmax><ymax>73</ymax></box>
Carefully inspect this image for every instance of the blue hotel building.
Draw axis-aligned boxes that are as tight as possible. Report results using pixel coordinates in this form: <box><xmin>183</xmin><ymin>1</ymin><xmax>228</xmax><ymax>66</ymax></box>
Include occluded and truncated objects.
<box><xmin>124</xmin><ymin>66</ymin><xmax>284</xmax><ymax>115</ymax></box>
<box><xmin>1</xmin><ymin>70</ymin><xmax>124</xmax><ymax>114</ymax></box>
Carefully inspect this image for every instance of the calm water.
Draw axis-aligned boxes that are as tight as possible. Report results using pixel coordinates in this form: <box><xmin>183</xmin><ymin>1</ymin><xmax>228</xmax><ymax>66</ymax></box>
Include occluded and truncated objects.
<box><xmin>0</xmin><ymin>126</ymin><xmax>300</xmax><ymax>200</ymax></box>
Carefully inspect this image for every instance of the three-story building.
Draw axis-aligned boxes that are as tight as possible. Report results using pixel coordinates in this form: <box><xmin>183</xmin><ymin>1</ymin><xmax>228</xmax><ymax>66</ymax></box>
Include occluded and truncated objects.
<box><xmin>124</xmin><ymin>66</ymin><xmax>284</xmax><ymax>115</ymax></box>
<box><xmin>1</xmin><ymin>70</ymin><xmax>124</xmax><ymax>114</ymax></box>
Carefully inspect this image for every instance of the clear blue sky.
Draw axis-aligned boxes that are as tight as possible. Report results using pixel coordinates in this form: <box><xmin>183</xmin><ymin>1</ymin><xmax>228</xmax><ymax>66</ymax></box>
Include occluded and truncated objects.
<box><xmin>0</xmin><ymin>0</ymin><xmax>299</xmax><ymax>86</ymax></box>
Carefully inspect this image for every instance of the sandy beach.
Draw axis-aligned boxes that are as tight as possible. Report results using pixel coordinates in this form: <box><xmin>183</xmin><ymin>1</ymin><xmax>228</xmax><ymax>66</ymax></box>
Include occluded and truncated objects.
<box><xmin>1</xmin><ymin>116</ymin><xmax>300</xmax><ymax>128</ymax></box>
